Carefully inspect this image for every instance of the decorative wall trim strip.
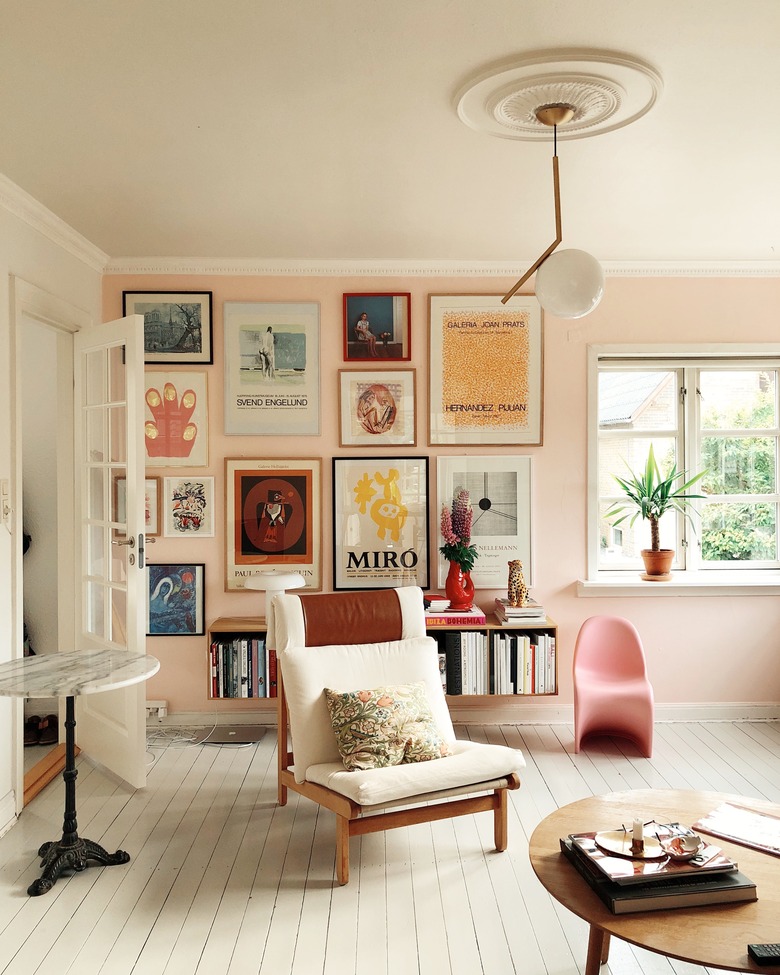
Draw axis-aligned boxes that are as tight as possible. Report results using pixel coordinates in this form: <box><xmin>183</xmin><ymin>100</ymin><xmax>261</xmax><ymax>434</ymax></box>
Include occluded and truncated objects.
<box><xmin>0</xmin><ymin>173</ymin><xmax>109</xmax><ymax>272</ymax></box>
<box><xmin>104</xmin><ymin>256</ymin><xmax>780</xmax><ymax>278</ymax></box>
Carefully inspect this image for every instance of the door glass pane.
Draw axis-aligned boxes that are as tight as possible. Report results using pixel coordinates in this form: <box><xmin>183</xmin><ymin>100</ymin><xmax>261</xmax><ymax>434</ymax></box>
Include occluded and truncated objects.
<box><xmin>110</xmin><ymin>588</ymin><xmax>128</xmax><ymax>647</ymax></box>
<box><xmin>86</xmin><ymin>581</ymin><xmax>106</xmax><ymax>637</ymax></box>
<box><xmin>109</xmin><ymin>406</ymin><xmax>127</xmax><ymax>463</ymax></box>
<box><xmin>86</xmin><ymin>408</ymin><xmax>105</xmax><ymax>462</ymax></box>
<box><xmin>88</xmin><ymin>467</ymin><xmax>105</xmax><ymax>521</ymax></box>
<box><xmin>110</xmin><ymin>545</ymin><xmax>128</xmax><ymax>584</ymax></box>
<box><xmin>87</xmin><ymin>523</ymin><xmax>106</xmax><ymax>576</ymax></box>
<box><xmin>84</xmin><ymin>349</ymin><xmax>107</xmax><ymax>406</ymax></box>
<box><xmin>108</xmin><ymin>344</ymin><xmax>126</xmax><ymax>403</ymax></box>
<box><xmin>110</xmin><ymin>467</ymin><xmax>126</xmax><ymax>527</ymax></box>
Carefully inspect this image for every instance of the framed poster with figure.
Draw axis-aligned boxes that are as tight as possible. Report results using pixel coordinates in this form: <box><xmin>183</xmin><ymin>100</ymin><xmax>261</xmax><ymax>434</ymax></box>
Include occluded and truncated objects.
<box><xmin>338</xmin><ymin>368</ymin><xmax>416</xmax><ymax>446</ymax></box>
<box><xmin>437</xmin><ymin>455</ymin><xmax>533</xmax><ymax>589</ymax></box>
<box><xmin>332</xmin><ymin>455</ymin><xmax>429</xmax><ymax>590</ymax></box>
<box><xmin>147</xmin><ymin>563</ymin><xmax>205</xmax><ymax>636</ymax></box>
<box><xmin>223</xmin><ymin>302</ymin><xmax>320</xmax><ymax>435</ymax></box>
<box><xmin>343</xmin><ymin>293</ymin><xmax>411</xmax><ymax>361</ymax></box>
<box><xmin>428</xmin><ymin>294</ymin><xmax>543</xmax><ymax>445</ymax></box>
<box><xmin>163</xmin><ymin>476</ymin><xmax>215</xmax><ymax>537</ymax></box>
<box><xmin>225</xmin><ymin>458</ymin><xmax>322</xmax><ymax>591</ymax></box>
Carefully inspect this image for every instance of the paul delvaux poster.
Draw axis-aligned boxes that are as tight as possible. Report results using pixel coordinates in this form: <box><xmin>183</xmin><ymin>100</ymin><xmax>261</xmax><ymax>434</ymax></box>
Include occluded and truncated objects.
<box><xmin>223</xmin><ymin>302</ymin><xmax>320</xmax><ymax>436</ymax></box>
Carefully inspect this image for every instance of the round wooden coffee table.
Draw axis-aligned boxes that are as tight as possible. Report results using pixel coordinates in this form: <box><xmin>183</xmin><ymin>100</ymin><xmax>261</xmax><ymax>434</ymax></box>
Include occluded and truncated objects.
<box><xmin>529</xmin><ymin>789</ymin><xmax>780</xmax><ymax>974</ymax></box>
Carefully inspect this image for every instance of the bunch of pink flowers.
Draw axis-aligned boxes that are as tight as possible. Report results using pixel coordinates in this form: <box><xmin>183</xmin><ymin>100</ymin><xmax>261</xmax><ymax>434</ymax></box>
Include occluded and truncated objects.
<box><xmin>440</xmin><ymin>490</ymin><xmax>478</xmax><ymax>572</ymax></box>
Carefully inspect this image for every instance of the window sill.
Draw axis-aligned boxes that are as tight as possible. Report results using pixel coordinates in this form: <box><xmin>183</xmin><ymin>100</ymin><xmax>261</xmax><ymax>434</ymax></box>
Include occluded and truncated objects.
<box><xmin>578</xmin><ymin>570</ymin><xmax>780</xmax><ymax>597</ymax></box>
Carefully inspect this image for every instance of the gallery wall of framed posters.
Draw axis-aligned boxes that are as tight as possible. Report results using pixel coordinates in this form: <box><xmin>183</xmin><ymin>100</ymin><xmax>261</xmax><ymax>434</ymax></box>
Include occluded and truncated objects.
<box><xmin>428</xmin><ymin>294</ymin><xmax>543</xmax><ymax>445</ymax></box>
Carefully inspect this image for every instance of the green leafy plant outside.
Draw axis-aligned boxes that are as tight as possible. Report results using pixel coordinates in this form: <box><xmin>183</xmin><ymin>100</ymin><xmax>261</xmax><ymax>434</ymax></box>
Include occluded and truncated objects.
<box><xmin>607</xmin><ymin>444</ymin><xmax>707</xmax><ymax>552</ymax></box>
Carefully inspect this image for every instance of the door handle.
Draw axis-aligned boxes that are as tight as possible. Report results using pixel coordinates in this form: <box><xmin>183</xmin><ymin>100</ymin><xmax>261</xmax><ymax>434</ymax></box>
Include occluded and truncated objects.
<box><xmin>112</xmin><ymin>536</ymin><xmax>135</xmax><ymax>547</ymax></box>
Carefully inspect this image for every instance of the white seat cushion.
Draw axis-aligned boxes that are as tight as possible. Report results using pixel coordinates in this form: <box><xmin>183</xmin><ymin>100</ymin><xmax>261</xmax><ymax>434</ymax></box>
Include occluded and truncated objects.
<box><xmin>306</xmin><ymin>739</ymin><xmax>525</xmax><ymax>806</ymax></box>
<box><xmin>278</xmin><ymin>636</ymin><xmax>455</xmax><ymax>784</ymax></box>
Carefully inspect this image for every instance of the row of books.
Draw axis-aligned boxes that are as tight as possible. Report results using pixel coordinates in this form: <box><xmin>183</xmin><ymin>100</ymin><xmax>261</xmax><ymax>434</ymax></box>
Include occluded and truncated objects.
<box><xmin>209</xmin><ymin>636</ymin><xmax>277</xmax><ymax>698</ymax></box>
<box><xmin>437</xmin><ymin>629</ymin><xmax>556</xmax><ymax>695</ymax></box>
<box><xmin>560</xmin><ymin>830</ymin><xmax>757</xmax><ymax>914</ymax></box>
<box><xmin>493</xmin><ymin>631</ymin><xmax>556</xmax><ymax>695</ymax></box>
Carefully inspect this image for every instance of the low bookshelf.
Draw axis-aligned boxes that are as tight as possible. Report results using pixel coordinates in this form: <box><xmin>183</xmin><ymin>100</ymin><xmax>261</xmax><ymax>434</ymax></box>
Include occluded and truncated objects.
<box><xmin>207</xmin><ymin>616</ymin><xmax>276</xmax><ymax>715</ymax></box>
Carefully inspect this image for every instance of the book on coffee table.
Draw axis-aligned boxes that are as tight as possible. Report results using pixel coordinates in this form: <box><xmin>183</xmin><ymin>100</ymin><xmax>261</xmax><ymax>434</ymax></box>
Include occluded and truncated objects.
<box><xmin>560</xmin><ymin>838</ymin><xmax>757</xmax><ymax>914</ymax></box>
<box><xmin>693</xmin><ymin>802</ymin><xmax>780</xmax><ymax>858</ymax></box>
<box><xmin>569</xmin><ymin>832</ymin><xmax>738</xmax><ymax>885</ymax></box>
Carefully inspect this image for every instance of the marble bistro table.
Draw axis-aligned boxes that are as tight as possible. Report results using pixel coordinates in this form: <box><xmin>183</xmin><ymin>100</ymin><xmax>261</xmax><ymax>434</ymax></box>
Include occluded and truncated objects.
<box><xmin>0</xmin><ymin>648</ymin><xmax>160</xmax><ymax>895</ymax></box>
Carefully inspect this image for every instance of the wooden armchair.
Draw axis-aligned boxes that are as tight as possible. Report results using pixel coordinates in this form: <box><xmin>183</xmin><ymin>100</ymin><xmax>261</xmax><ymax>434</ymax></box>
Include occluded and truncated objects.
<box><xmin>272</xmin><ymin>586</ymin><xmax>523</xmax><ymax>885</ymax></box>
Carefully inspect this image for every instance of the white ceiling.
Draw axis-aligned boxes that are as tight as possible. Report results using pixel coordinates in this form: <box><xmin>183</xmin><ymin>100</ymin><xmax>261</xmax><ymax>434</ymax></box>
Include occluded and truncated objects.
<box><xmin>2</xmin><ymin>0</ymin><xmax>779</xmax><ymax>267</ymax></box>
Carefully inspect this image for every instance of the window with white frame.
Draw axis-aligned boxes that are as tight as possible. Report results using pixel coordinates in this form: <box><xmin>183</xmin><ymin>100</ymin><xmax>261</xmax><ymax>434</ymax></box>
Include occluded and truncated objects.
<box><xmin>591</xmin><ymin>348</ymin><xmax>780</xmax><ymax>575</ymax></box>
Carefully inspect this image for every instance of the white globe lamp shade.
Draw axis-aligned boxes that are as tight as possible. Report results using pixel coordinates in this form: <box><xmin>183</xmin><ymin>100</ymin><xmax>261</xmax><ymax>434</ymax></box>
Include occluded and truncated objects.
<box><xmin>534</xmin><ymin>248</ymin><xmax>605</xmax><ymax>319</ymax></box>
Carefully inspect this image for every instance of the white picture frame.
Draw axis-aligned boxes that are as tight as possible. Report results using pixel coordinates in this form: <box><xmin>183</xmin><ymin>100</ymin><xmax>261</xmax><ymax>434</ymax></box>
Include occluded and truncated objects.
<box><xmin>163</xmin><ymin>476</ymin><xmax>216</xmax><ymax>537</ymax></box>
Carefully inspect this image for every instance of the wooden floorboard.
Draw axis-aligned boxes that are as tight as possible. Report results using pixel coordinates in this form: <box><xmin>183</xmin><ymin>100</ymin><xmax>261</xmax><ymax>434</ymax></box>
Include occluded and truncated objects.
<box><xmin>0</xmin><ymin>720</ymin><xmax>777</xmax><ymax>975</ymax></box>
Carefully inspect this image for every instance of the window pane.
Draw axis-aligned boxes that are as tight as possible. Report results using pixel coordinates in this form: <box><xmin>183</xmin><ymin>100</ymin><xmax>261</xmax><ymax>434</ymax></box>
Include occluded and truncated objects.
<box><xmin>701</xmin><ymin>502</ymin><xmax>777</xmax><ymax>561</ymax></box>
<box><xmin>598</xmin><ymin>500</ymin><xmax>677</xmax><ymax>567</ymax></box>
<box><xmin>701</xmin><ymin>436</ymin><xmax>776</xmax><ymax>494</ymax></box>
<box><xmin>599</xmin><ymin>371</ymin><xmax>677</xmax><ymax>431</ymax></box>
<box><xmin>700</xmin><ymin>371</ymin><xmax>776</xmax><ymax>430</ymax></box>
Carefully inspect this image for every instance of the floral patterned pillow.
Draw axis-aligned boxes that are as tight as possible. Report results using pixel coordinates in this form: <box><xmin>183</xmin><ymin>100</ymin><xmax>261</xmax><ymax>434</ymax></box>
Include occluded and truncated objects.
<box><xmin>323</xmin><ymin>682</ymin><xmax>451</xmax><ymax>771</ymax></box>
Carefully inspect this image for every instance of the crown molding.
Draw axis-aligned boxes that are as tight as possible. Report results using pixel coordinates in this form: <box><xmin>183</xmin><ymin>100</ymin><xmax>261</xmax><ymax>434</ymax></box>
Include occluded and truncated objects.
<box><xmin>104</xmin><ymin>256</ymin><xmax>780</xmax><ymax>278</ymax></box>
<box><xmin>0</xmin><ymin>173</ymin><xmax>109</xmax><ymax>273</ymax></box>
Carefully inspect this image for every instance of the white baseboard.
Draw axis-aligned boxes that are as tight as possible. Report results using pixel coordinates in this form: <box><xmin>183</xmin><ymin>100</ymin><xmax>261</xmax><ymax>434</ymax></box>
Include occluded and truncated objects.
<box><xmin>150</xmin><ymin>703</ymin><xmax>780</xmax><ymax>730</ymax></box>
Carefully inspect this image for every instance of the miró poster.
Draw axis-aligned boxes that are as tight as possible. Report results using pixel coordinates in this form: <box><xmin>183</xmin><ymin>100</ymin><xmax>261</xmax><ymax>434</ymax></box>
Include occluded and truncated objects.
<box><xmin>428</xmin><ymin>295</ymin><xmax>543</xmax><ymax>445</ymax></box>
<box><xmin>332</xmin><ymin>456</ymin><xmax>429</xmax><ymax>590</ymax></box>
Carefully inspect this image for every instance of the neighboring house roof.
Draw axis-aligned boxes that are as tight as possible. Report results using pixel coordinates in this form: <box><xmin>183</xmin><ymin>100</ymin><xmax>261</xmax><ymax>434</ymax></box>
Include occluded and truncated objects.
<box><xmin>599</xmin><ymin>372</ymin><xmax>671</xmax><ymax>425</ymax></box>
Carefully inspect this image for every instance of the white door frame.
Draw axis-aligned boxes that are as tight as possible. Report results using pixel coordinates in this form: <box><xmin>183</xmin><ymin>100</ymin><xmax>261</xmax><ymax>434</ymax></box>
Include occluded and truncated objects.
<box><xmin>10</xmin><ymin>277</ymin><xmax>90</xmax><ymax>816</ymax></box>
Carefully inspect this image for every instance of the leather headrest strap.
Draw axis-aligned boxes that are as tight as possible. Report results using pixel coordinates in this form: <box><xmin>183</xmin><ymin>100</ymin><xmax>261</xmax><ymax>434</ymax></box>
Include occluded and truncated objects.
<box><xmin>298</xmin><ymin>589</ymin><xmax>404</xmax><ymax>647</ymax></box>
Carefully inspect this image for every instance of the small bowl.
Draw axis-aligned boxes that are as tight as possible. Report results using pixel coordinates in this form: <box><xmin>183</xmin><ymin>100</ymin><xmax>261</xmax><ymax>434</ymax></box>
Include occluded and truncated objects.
<box><xmin>659</xmin><ymin>833</ymin><xmax>704</xmax><ymax>861</ymax></box>
<box><xmin>427</xmin><ymin>599</ymin><xmax>450</xmax><ymax>612</ymax></box>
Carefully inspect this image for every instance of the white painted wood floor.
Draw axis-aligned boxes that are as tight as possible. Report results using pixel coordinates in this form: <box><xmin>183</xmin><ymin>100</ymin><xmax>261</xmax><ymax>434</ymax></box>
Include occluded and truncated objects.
<box><xmin>1</xmin><ymin>720</ymin><xmax>779</xmax><ymax>975</ymax></box>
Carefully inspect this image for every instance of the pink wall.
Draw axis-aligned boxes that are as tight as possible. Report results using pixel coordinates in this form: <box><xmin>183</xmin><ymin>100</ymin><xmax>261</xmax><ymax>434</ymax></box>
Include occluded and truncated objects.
<box><xmin>103</xmin><ymin>273</ymin><xmax>780</xmax><ymax>716</ymax></box>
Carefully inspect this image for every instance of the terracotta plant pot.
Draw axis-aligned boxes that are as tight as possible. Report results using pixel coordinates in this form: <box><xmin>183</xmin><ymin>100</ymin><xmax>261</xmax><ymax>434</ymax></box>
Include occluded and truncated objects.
<box><xmin>641</xmin><ymin>548</ymin><xmax>674</xmax><ymax>581</ymax></box>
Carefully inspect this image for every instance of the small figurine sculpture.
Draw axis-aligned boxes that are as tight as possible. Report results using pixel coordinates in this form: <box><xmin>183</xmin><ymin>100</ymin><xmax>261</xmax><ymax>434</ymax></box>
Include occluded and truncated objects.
<box><xmin>507</xmin><ymin>559</ymin><xmax>529</xmax><ymax>607</ymax></box>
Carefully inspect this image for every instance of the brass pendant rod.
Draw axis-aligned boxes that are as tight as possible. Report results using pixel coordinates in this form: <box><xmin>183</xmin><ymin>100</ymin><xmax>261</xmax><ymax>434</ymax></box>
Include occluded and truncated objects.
<box><xmin>502</xmin><ymin>131</ymin><xmax>563</xmax><ymax>305</ymax></box>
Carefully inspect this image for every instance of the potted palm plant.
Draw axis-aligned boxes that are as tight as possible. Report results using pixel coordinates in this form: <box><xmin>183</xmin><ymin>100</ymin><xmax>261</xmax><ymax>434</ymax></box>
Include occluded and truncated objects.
<box><xmin>606</xmin><ymin>445</ymin><xmax>707</xmax><ymax>579</ymax></box>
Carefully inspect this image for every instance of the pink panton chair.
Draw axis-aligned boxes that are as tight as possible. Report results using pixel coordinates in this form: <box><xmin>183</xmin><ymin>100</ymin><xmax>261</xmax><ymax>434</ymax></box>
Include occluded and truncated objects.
<box><xmin>573</xmin><ymin>616</ymin><xmax>654</xmax><ymax>757</ymax></box>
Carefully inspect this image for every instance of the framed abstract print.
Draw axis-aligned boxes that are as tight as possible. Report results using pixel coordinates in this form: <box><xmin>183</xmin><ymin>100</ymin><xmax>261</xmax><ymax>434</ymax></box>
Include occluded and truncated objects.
<box><xmin>225</xmin><ymin>457</ymin><xmax>322</xmax><ymax>591</ymax></box>
<box><xmin>123</xmin><ymin>291</ymin><xmax>213</xmax><ymax>365</ymax></box>
<box><xmin>338</xmin><ymin>368</ymin><xmax>416</xmax><ymax>446</ymax></box>
<box><xmin>144</xmin><ymin>370</ymin><xmax>209</xmax><ymax>467</ymax></box>
<box><xmin>163</xmin><ymin>476</ymin><xmax>215</xmax><ymax>537</ymax></box>
<box><xmin>147</xmin><ymin>563</ymin><xmax>205</xmax><ymax>636</ymax></box>
<box><xmin>428</xmin><ymin>294</ymin><xmax>543</xmax><ymax>445</ymax></box>
<box><xmin>332</xmin><ymin>455</ymin><xmax>429</xmax><ymax>590</ymax></box>
<box><xmin>436</xmin><ymin>455</ymin><xmax>533</xmax><ymax>589</ymax></box>
<box><xmin>223</xmin><ymin>301</ymin><xmax>320</xmax><ymax>435</ymax></box>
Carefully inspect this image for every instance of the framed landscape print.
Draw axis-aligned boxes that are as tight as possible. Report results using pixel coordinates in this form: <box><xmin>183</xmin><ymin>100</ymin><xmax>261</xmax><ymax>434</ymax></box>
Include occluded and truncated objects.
<box><xmin>343</xmin><ymin>293</ymin><xmax>411</xmax><ymax>361</ymax></box>
<box><xmin>114</xmin><ymin>476</ymin><xmax>161</xmax><ymax>537</ymax></box>
<box><xmin>332</xmin><ymin>455</ymin><xmax>429</xmax><ymax>590</ymax></box>
<box><xmin>147</xmin><ymin>563</ymin><xmax>205</xmax><ymax>636</ymax></box>
<box><xmin>223</xmin><ymin>301</ymin><xmax>320</xmax><ymax>435</ymax></box>
<box><xmin>437</xmin><ymin>455</ymin><xmax>533</xmax><ymax>589</ymax></box>
<box><xmin>144</xmin><ymin>371</ymin><xmax>209</xmax><ymax>467</ymax></box>
<box><xmin>225</xmin><ymin>457</ymin><xmax>322</xmax><ymax>591</ymax></box>
<box><xmin>428</xmin><ymin>294</ymin><xmax>543</xmax><ymax>445</ymax></box>
<box><xmin>163</xmin><ymin>476</ymin><xmax>215</xmax><ymax>537</ymax></box>
<box><xmin>123</xmin><ymin>291</ymin><xmax>213</xmax><ymax>364</ymax></box>
<box><xmin>338</xmin><ymin>368</ymin><xmax>416</xmax><ymax>447</ymax></box>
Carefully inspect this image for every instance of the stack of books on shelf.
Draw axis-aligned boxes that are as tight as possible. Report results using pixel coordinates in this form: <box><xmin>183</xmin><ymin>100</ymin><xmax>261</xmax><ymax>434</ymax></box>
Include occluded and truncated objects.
<box><xmin>440</xmin><ymin>630</ymin><xmax>489</xmax><ymax>695</ymax></box>
<box><xmin>494</xmin><ymin>596</ymin><xmax>546</xmax><ymax>624</ymax></box>
<box><xmin>209</xmin><ymin>634</ymin><xmax>277</xmax><ymax>699</ymax></box>
<box><xmin>424</xmin><ymin>607</ymin><xmax>487</xmax><ymax>626</ymax></box>
<box><xmin>560</xmin><ymin>831</ymin><xmax>756</xmax><ymax>914</ymax></box>
<box><xmin>491</xmin><ymin>630</ymin><xmax>556</xmax><ymax>694</ymax></box>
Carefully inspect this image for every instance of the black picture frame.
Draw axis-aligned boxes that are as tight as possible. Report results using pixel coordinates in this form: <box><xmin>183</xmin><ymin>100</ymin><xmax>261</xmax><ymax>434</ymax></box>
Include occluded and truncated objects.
<box><xmin>147</xmin><ymin>563</ymin><xmax>205</xmax><ymax>636</ymax></box>
<box><xmin>123</xmin><ymin>291</ymin><xmax>213</xmax><ymax>365</ymax></box>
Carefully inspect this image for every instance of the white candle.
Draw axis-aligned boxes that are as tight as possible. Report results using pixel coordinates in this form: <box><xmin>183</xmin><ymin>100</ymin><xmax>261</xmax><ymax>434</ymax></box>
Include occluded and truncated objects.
<box><xmin>633</xmin><ymin>818</ymin><xmax>643</xmax><ymax>844</ymax></box>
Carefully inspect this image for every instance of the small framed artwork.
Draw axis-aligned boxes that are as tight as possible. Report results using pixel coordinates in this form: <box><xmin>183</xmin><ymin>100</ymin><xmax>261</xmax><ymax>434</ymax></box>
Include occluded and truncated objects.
<box><xmin>225</xmin><ymin>457</ymin><xmax>322</xmax><ymax>591</ymax></box>
<box><xmin>343</xmin><ymin>293</ymin><xmax>411</xmax><ymax>362</ymax></box>
<box><xmin>223</xmin><ymin>301</ymin><xmax>320</xmax><ymax>436</ymax></box>
<box><xmin>145</xmin><ymin>370</ymin><xmax>209</xmax><ymax>468</ymax></box>
<box><xmin>332</xmin><ymin>455</ymin><xmax>429</xmax><ymax>590</ymax></box>
<box><xmin>428</xmin><ymin>294</ymin><xmax>543</xmax><ymax>445</ymax></box>
<box><xmin>123</xmin><ymin>291</ymin><xmax>213</xmax><ymax>365</ymax></box>
<box><xmin>437</xmin><ymin>455</ymin><xmax>533</xmax><ymax>589</ymax></box>
<box><xmin>338</xmin><ymin>368</ymin><xmax>416</xmax><ymax>447</ymax></box>
<box><xmin>114</xmin><ymin>476</ymin><xmax>161</xmax><ymax>537</ymax></box>
<box><xmin>147</xmin><ymin>563</ymin><xmax>205</xmax><ymax>636</ymax></box>
<box><xmin>163</xmin><ymin>476</ymin><xmax>215</xmax><ymax>537</ymax></box>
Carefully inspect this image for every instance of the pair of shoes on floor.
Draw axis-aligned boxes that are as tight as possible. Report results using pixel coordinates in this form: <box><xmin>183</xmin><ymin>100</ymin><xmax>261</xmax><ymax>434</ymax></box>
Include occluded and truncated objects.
<box><xmin>23</xmin><ymin>714</ymin><xmax>58</xmax><ymax>747</ymax></box>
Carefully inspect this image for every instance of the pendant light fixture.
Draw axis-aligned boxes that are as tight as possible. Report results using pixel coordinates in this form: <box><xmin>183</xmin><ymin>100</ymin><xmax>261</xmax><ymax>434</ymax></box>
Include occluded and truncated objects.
<box><xmin>501</xmin><ymin>103</ymin><xmax>604</xmax><ymax>318</ymax></box>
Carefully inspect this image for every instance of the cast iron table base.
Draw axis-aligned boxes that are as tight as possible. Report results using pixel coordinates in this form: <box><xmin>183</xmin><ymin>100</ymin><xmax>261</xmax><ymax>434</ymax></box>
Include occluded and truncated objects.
<box><xmin>27</xmin><ymin>695</ymin><xmax>130</xmax><ymax>896</ymax></box>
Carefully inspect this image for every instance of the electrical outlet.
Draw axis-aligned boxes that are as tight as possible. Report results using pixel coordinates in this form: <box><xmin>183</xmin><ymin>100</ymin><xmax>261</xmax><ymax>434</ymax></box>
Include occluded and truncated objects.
<box><xmin>146</xmin><ymin>699</ymin><xmax>168</xmax><ymax>721</ymax></box>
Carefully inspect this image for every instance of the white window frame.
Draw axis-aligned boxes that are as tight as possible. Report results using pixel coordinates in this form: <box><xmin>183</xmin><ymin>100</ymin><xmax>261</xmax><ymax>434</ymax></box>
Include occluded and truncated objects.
<box><xmin>582</xmin><ymin>343</ymin><xmax>780</xmax><ymax>595</ymax></box>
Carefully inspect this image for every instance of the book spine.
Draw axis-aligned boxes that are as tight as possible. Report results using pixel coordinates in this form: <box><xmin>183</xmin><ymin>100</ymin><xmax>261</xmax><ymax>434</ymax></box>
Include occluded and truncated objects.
<box><xmin>425</xmin><ymin>614</ymin><xmax>487</xmax><ymax>626</ymax></box>
<box><xmin>444</xmin><ymin>631</ymin><xmax>462</xmax><ymax>695</ymax></box>
<box><xmin>256</xmin><ymin>637</ymin><xmax>267</xmax><ymax>698</ymax></box>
